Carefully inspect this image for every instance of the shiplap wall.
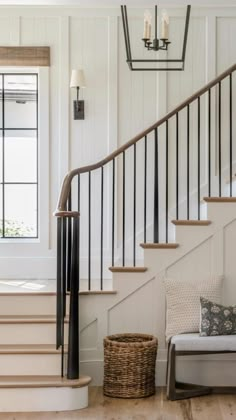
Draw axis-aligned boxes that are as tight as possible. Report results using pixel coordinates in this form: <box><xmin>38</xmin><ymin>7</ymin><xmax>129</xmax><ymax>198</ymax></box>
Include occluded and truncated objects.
<box><xmin>0</xmin><ymin>6</ymin><xmax>235</xmax><ymax>277</ymax></box>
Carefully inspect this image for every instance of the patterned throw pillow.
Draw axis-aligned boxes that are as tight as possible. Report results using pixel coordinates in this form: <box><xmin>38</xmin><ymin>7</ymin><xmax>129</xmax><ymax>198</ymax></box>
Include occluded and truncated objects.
<box><xmin>200</xmin><ymin>297</ymin><xmax>236</xmax><ymax>336</ymax></box>
<box><xmin>164</xmin><ymin>276</ymin><xmax>223</xmax><ymax>341</ymax></box>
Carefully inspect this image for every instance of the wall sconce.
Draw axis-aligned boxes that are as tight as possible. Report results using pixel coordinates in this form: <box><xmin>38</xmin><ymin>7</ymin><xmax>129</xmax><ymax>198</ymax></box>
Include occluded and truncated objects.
<box><xmin>70</xmin><ymin>69</ymin><xmax>86</xmax><ymax>120</ymax></box>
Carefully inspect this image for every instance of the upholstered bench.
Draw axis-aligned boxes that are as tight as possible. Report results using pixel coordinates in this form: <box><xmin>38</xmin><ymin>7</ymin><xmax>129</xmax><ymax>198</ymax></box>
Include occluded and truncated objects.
<box><xmin>167</xmin><ymin>333</ymin><xmax>236</xmax><ymax>400</ymax></box>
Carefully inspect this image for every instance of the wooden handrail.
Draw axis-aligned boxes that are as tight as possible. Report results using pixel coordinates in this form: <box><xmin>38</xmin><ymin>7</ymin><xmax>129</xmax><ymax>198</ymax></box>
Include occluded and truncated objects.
<box><xmin>54</xmin><ymin>63</ymin><xmax>236</xmax><ymax>215</ymax></box>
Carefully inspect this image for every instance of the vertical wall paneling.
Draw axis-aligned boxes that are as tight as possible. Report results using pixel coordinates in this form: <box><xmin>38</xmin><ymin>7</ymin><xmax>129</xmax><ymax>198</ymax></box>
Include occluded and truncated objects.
<box><xmin>206</xmin><ymin>16</ymin><xmax>217</xmax><ymax>187</ymax></box>
<box><xmin>216</xmin><ymin>17</ymin><xmax>236</xmax><ymax>183</ymax></box>
<box><xmin>0</xmin><ymin>6</ymin><xmax>235</xmax><ymax>278</ymax></box>
<box><xmin>107</xmin><ymin>16</ymin><xmax>118</xmax><ymax>156</ymax></box>
<box><xmin>206</xmin><ymin>15</ymin><xmax>216</xmax><ymax>82</ymax></box>
<box><xmin>10</xmin><ymin>17</ymin><xmax>20</xmax><ymax>46</ymax></box>
<box><xmin>58</xmin><ymin>16</ymin><xmax>70</xmax><ymax>186</ymax></box>
<box><xmin>107</xmin><ymin>16</ymin><xmax>118</xmax><ymax>253</ymax></box>
<box><xmin>38</xmin><ymin>68</ymin><xmax>50</xmax><ymax>250</ymax></box>
<box><xmin>0</xmin><ymin>17</ymin><xmax>17</xmax><ymax>44</ymax></box>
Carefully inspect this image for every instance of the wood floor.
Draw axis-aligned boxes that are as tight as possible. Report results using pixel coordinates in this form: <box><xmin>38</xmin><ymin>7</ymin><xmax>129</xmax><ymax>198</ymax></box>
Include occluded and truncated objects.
<box><xmin>0</xmin><ymin>386</ymin><xmax>236</xmax><ymax>419</ymax></box>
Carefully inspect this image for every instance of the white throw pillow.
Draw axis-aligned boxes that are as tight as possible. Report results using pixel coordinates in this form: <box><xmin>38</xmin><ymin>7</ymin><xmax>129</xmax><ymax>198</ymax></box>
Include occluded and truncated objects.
<box><xmin>164</xmin><ymin>276</ymin><xmax>223</xmax><ymax>341</ymax></box>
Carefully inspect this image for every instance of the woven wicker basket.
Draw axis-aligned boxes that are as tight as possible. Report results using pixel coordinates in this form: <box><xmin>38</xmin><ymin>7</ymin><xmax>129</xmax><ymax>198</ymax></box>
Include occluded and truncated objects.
<box><xmin>103</xmin><ymin>333</ymin><xmax>158</xmax><ymax>398</ymax></box>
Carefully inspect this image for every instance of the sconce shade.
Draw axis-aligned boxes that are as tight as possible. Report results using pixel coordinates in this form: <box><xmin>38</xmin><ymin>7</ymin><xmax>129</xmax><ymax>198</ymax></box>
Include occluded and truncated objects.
<box><xmin>70</xmin><ymin>69</ymin><xmax>86</xmax><ymax>88</ymax></box>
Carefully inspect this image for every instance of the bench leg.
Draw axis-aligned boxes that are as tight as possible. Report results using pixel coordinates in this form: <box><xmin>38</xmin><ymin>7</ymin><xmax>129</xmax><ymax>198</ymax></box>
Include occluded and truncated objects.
<box><xmin>166</xmin><ymin>343</ymin><xmax>212</xmax><ymax>401</ymax></box>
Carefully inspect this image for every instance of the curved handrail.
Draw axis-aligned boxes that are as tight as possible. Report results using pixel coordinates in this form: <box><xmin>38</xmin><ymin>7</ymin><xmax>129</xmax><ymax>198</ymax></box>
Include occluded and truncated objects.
<box><xmin>54</xmin><ymin>63</ymin><xmax>236</xmax><ymax>215</ymax></box>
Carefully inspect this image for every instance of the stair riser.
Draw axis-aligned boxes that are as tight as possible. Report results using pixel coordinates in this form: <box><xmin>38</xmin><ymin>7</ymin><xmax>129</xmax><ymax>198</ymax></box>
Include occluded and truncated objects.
<box><xmin>112</xmin><ymin>271</ymin><xmax>150</xmax><ymax>292</ymax></box>
<box><xmin>0</xmin><ymin>295</ymin><xmax>69</xmax><ymax>316</ymax></box>
<box><xmin>206</xmin><ymin>202</ymin><xmax>236</xmax><ymax>225</ymax></box>
<box><xmin>0</xmin><ymin>386</ymin><xmax>88</xmax><ymax>412</ymax></box>
<box><xmin>175</xmin><ymin>225</ymin><xmax>213</xmax><ymax>245</ymax></box>
<box><xmin>143</xmin><ymin>249</ymin><xmax>180</xmax><ymax>273</ymax></box>
<box><xmin>0</xmin><ymin>354</ymin><xmax>66</xmax><ymax>375</ymax></box>
<box><xmin>0</xmin><ymin>324</ymin><xmax>69</xmax><ymax>345</ymax></box>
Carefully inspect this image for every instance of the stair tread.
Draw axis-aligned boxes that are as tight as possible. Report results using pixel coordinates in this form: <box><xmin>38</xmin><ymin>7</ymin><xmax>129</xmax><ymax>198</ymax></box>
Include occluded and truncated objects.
<box><xmin>204</xmin><ymin>197</ymin><xmax>236</xmax><ymax>202</ymax></box>
<box><xmin>109</xmin><ymin>266</ymin><xmax>147</xmax><ymax>273</ymax></box>
<box><xmin>172</xmin><ymin>220</ymin><xmax>211</xmax><ymax>226</ymax></box>
<box><xmin>140</xmin><ymin>243</ymin><xmax>179</xmax><ymax>249</ymax></box>
<box><xmin>0</xmin><ymin>290</ymin><xmax>116</xmax><ymax>296</ymax></box>
<box><xmin>0</xmin><ymin>344</ymin><xmax>68</xmax><ymax>354</ymax></box>
<box><xmin>0</xmin><ymin>315</ymin><xmax>69</xmax><ymax>324</ymax></box>
<box><xmin>0</xmin><ymin>375</ymin><xmax>91</xmax><ymax>388</ymax></box>
<box><xmin>79</xmin><ymin>290</ymin><xmax>117</xmax><ymax>295</ymax></box>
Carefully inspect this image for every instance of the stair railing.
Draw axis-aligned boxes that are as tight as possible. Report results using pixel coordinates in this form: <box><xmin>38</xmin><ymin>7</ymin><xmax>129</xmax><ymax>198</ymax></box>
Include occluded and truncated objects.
<box><xmin>54</xmin><ymin>63</ymin><xmax>236</xmax><ymax>379</ymax></box>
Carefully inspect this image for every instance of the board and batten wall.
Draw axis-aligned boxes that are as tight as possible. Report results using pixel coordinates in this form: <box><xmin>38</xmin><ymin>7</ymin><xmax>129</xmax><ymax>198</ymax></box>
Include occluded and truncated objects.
<box><xmin>0</xmin><ymin>6</ymin><xmax>235</xmax><ymax>278</ymax></box>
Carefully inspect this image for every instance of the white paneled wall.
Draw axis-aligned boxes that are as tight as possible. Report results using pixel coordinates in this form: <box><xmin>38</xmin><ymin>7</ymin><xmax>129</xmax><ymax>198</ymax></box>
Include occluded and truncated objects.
<box><xmin>0</xmin><ymin>6</ymin><xmax>235</xmax><ymax>277</ymax></box>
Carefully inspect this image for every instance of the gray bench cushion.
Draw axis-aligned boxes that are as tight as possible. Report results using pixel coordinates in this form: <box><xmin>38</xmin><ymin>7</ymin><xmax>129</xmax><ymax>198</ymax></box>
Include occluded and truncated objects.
<box><xmin>171</xmin><ymin>333</ymin><xmax>236</xmax><ymax>351</ymax></box>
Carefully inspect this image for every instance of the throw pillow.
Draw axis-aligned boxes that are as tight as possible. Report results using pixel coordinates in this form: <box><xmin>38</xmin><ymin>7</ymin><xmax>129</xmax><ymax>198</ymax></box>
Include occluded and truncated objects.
<box><xmin>200</xmin><ymin>297</ymin><xmax>236</xmax><ymax>336</ymax></box>
<box><xmin>164</xmin><ymin>275</ymin><xmax>223</xmax><ymax>341</ymax></box>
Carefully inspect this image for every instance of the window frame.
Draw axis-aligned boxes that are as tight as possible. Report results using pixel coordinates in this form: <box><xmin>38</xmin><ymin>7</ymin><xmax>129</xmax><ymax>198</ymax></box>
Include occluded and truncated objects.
<box><xmin>0</xmin><ymin>72</ymin><xmax>38</xmax><ymax>239</ymax></box>
<box><xmin>0</xmin><ymin>67</ymin><xmax>49</xmax><ymax>250</ymax></box>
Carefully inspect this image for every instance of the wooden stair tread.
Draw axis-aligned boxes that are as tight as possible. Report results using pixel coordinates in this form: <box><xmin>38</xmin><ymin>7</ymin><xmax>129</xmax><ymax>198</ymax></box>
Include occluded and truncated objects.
<box><xmin>0</xmin><ymin>315</ymin><xmax>69</xmax><ymax>324</ymax></box>
<box><xmin>0</xmin><ymin>290</ymin><xmax>116</xmax><ymax>296</ymax></box>
<box><xmin>79</xmin><ymin>290</ymin><xmax>117</xmax><ymax>295</ymax></box>
<box><xmin>140</xmin><ymin>243</ymin><xmax>179</xmax><ymax>249</ymax></box>
<box><xmin>0</xmin><ymin>292</ymin><xmax>58</xmax><ymax>296</ymax></box>
<box><xmin>109</xmin><ymin>267</ymin><xmax>147</xmax><ymax>273</ymax></box>
<box><xmin>0</xmin><ymin>344</ymin><xmax>68</xmax><ymax>354</ymax></box>
<box><xmin>204</xmin><ymin>197</ymin><xmax>236</xmax><ymax>203</ymax></box>
<box><xmin>172</xmin><ymin>220</ymin><xmax>211</xmax><ymax>226</ymax></box>
<box><xmin>0</xmin><ymin>375</ymin><xmax>91</xmax><ymax>389</ymax></box>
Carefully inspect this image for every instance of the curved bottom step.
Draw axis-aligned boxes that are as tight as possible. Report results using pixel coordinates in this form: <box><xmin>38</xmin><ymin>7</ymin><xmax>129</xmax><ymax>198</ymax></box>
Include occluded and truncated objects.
<box><xmin>0</xmin><ymin>375</ymin><xmax>91</xmax><ymax>412</ymax></box>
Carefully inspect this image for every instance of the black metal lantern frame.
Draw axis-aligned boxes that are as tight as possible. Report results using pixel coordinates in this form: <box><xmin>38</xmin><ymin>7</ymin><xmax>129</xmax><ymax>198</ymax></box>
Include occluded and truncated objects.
<box><xmin>121</xmin><ymin>5</ymin><xmax>191</xmax><ymax>71</ymax></box>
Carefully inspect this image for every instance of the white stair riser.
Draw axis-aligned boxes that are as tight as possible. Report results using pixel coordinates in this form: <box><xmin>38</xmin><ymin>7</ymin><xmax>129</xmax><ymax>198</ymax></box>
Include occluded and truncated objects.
<box><xmin>112</xmin><ymin>271</ymin><xmax>150</xmax><ymax>292</ymax></box>
<box><xmin>0</xmin><ymin>324</ymin><xmax>68</xmax><ymax>345</ymax></box>
<box><xmin>143</xmin><ymin>249</ymin><xmax>179</xmax><ymax>273</ymax></box>
<box><xmin>0</xmin><ymin>386</ymin><xmax>88</xmax><ymax>412</ymax></box>
<box><xmin>0</xmin><ymin>295</ymin><xmax>69</xmax><ymax>316</ymax></box>
<box><xmin>206</xmin><ymin>202</ymin><xmax>236</xmax><ymax>225</ymax></box>
<box><xmin>0</xmin><ymin>353</ymin><xmax>66</xmax><ymax>375</ymax></box>
<box><xmin>175</xmin><ymin>224</ymin><xmax>213</xmax><ymax>245</ymax></box>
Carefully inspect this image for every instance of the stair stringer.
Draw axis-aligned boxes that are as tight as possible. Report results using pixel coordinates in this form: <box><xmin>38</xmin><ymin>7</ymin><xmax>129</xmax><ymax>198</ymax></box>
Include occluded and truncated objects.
<box><xmin>79</xmin><ymin>204</ymin><xmax>236</xmax><ymax>386</ymax></box>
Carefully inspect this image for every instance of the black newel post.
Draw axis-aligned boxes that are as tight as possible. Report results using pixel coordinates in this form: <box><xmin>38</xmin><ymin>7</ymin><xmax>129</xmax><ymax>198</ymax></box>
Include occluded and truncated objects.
<box><xmin>67</xmin><ymin>216</ymin><xmax>80</xmax><ymax>379</ymax></box>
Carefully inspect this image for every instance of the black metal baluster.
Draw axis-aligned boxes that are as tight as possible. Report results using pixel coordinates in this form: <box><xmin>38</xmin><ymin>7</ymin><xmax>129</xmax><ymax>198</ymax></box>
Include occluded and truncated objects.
<box><xmin>67</xmin><ymin>191</ymin><xmax>72</xmax><ymax>292</ymax></box>
<box><xmin>187</xmin><ymin>105</ymin><xmax>190</xmax><ymax>219</ymax></box>
<box><xmin>61</xmin><ymin>217</ymin><xmax>66</xmax><ymax>377</ymax></box>
<box><xmin>154</xmin><ymin>129</ymin><xmax>159</xmax><ymax>243</ymax></box>
<box><xmin>122</xmin><ymin>151</ymin><xmax>126</xmax><ymax>266</ymax></box>
<box><xmin>78</xmin><ymin>174</ymin><xmax>80</xmax><ymax>289</ymax></box>
<box><xmin>100</xmin><ymin>166</ymin><xmax>104</xmax><ymax>289</ymax></box>
<box><xmin>208</xmin><ymin>89</ymin><xmax>211</xmax><ymax>197</ymax></box>
<box><xmin>144</xmin><ymin>136</ymin><xmax>147</xmax><ymax>243</ymax></box>
<box><xmin>198</xmin><ymin>96</ymin><xmax>200</xmax><ymax>219</ymax></box>
<box><xmin>112</xmin><ymin>159</ymin><xmax>115</xmax><ymax>266</ymax></box>
<box><xmin>62</xmin><ymin>218</ymin><xmax>67</xmax><ymax>317</ymax></box>
<box><xmin>218</xmin><ymin>81</ymin><xmax>222</xmax><ymax>197</ymax></box>
<box><xmin>166</xmin><ymin>121</ymin><xmax>169</xmax><ymax>243</ymax></box>
<box><xmin>133</xmin><ymin>144</ymin><xmax>136</xmax><ymax>266</ymax></box>
<box><xmin>229</xmin><ymin>73</ymin><xmax>233</xmax><ymax>197</ymax></box>
<box><xmin>67</xmin><ymin>217</ymin><xmax>79</xmax><ymax>380</ymax></box>
<box><xmin>176</xmin><ymin>113</ymin><xmax>179</xmax><ymax>220</ymax></box>
<box><xmin>88</xmin><ymin>171</ymin><xmax>91</xmax><ymax>290</ymax></box>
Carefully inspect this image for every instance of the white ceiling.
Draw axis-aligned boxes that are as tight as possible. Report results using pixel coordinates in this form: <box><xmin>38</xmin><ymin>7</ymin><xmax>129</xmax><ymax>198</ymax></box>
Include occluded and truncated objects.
<box><xmin>0</xmin><ymin>0</ymin><xmax>235</xmax><ymax>6</ymax></box>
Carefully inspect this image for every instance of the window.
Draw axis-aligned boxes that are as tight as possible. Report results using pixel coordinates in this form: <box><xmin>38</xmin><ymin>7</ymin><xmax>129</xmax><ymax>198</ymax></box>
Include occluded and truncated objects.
<box><xmin>0</xmin><ymin>73</ymin><xmax>38</xmax><ymax>238</ymax></box>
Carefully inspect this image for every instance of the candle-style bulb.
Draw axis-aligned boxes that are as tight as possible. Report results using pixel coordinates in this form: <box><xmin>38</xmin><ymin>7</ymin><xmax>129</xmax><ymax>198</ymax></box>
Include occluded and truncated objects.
<box><xmin>143</xmin><ymin>10</ymin><xmax>152</xmax><ymax>39</ymax></box>
<box><xmin>161</xmin><ymin>10</ymin><xmax>169</xmax><ymax>39</ymax></box>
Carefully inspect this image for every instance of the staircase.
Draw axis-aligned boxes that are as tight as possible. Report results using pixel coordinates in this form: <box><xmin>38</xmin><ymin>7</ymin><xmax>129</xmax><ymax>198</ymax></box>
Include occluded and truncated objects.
<box><xmin>77</xmin><ymin>196</ymin><xmax>236</xmax><ymax>388</ymax></box>
<box><xmin>0</xmin><ymin>288</ymin><xmax>91</xmax><ymax>412</ymax></box>
<box><xmin>54</xmin><ymin>63</ymin><xmax>236</xmax><ymax>388</ymax></box>
<box><xmin>0</xmin><ymin>63</ymin><xmax>235</xmax><ymax>412</ymax></box>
